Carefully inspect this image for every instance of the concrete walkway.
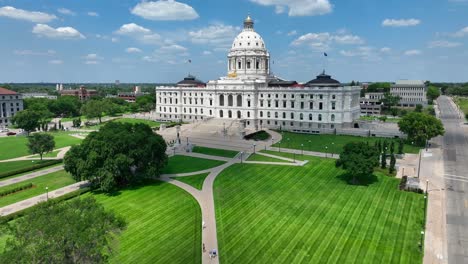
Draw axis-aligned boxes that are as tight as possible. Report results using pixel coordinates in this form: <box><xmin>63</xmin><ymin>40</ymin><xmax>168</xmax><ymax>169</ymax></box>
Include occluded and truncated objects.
<box><xmin>0</xmin><ymin>181</ymin><xmax>89</xmax><ymax>217</ymax></box>
<box><xmin>0</xmin><ymin>146</ymin><xmax>71</xmax><ymax>163</ymax></box>
<box><xmin>0</xmin><ymin>165</ymin><xmax>64</xmax><ymax>188</ymax></box>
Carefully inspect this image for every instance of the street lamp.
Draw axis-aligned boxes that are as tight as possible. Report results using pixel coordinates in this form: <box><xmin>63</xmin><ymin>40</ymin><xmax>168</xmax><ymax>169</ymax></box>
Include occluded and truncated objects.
<box><xmin>46</xmin><ymin>186</ymin><xmax>49</xmax><ymax>201</ymax></box>
<box><xmin>308</xmin><ymin>140</ymin><xmax>311</xmax><ymax>151</ymax></box>
<box><xmin>287</xmin><ymin>138</ymin><xmax>290</xmax><ymax>148</ymax></box>
<box><xmin>420</xmin><ymin>231</ymin><xmax>425</xmax><ymax>250</ymax></box>
<box><xmin>301</xmin><ymin>144</ymin><xmax>304</xmax><ymax>155</ymax></box>
<box><xmin>279</xmin><ymin>141</ymin><xmax>282</xmax><ymax>152</ymax></box>
<box><xmin>253</xmin><ymin>144</ymin><xmax>256</xmax><ymax>154</ymax></box>
<box><xmin>331</xmin><ymin>142</ymin><xmax>334</xmax><ymax>157</ymax></box>
<box><xmin>240</xmin><ymin>151</ymin><xmax>244</xmax><ymax>164</ymax></box>
<box><xmin>325</xmin><ymin>146</ymin><xmax>328</xmax><ymax>158</ymax></box>
<box><xmin>417</xmin><ymin>149</ymin><xmax>422</xmax><ymax>178</ymax></box>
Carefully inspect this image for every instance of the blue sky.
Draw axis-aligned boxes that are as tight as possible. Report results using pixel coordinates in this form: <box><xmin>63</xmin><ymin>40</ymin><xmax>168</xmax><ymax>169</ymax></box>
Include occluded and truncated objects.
<box><xmin>0</xmin><ymin>0</ymin><xmax>467</xmax><ymax>83</ymax></box>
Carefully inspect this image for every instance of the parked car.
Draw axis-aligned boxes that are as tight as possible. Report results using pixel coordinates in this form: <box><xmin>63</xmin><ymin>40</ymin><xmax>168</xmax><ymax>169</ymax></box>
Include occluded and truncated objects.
<box><xmin>6</xmin><ymin>132</ymin><xmax>16</xmax><ymax>136</ymax></box>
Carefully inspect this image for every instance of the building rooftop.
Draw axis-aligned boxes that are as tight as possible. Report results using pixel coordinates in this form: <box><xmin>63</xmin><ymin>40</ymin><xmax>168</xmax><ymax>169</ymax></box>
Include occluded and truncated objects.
<box><xmin>177</xmin><ymin>75</ymin><xmax>206</xmax><ymax>87</ymax></box>
<box><xmin>304</xmin><ymin>71</ymin><xmax>341</xmax><ymax>87</ymax></box>
<box><xmin>0</xmin><ymin>87</ymin><xmax>17</xmax><ymax>95</ymax></box>
<box><xmin>394</xmin><ymin>80</ymin><xmax>425</xmax><ymax>86</ymax></box>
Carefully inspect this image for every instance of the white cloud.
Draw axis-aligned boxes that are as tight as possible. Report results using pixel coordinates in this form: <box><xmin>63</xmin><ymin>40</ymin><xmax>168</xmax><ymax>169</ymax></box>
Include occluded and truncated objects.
<box><xmin>404</xmin><ymin>49</ymin><xmax>422</xmax><ymax>56</ymax></box>
<box><xmin>452</xmin><ymin>26</ymin><xmax>468</xmax><ymax>37</ymax></box>
<box><xmin>287</xmin><ymin>30</ymin><xmax>298</xmax><ymax>36</ymax></box>
<box><xmin>339</xmin><ymin>46</ymin><xmax>382</xmax><ymax>61</ymax></box>
<box><xmin>131</xmin><ymin>0</ymin><xmax>199</xmax><ymax>21</ymax></box>
<box><xmin>111</xmin><ymin>37</ymin><xmax>119</xmax><ymax>43</ymax></box>
<box><xmin>48</xmin><ymin>60</ymin><xmax>63</xmax><ymax>65</ymax></box>
<box><xmin>189</xmin><ymin>24</ymin><xmax>240</xmax><ymax>50</ymax></box>
<box><xmin>160</xmin><ymin>44</ymin><xmax>187</xmax><ymax>52</ymax></box>
<box><xmin>85</xmin><ymin>61</ymin><xmax>99</xmax><ymax>65</ymax></box>
<box><xmin>250</xmin><ymin>0</ymin><xmax>332</xmax><ymax>16</ymax></box>
<box><xmin>87</xmin><ymin>11</ymin><xmax>99</xmax><ymax>17</ymax></box>
<box><xmin>14</xmin><ymin>49</ymin><xmax>56</xmax><ymax>56</ymax></box>
<box><xmin>291</xmin><ymin>32</ymin><xmax>363</xmax><ymax>51</ymax></box>
<box><xmin>84</xmin><ymin>54</ymin><xmax>103</xmax><ymax>60</ymax></box>
<box><xmin>380</xmin><ymin>47</ymin><xmax>391</xmax><ymax>53</ymax></box>
<box><xmin>428</xmin><ymin>40</ymin><xmax>462</xmax><ymax>48</ymax></box>
<box><xmin>126</xmin><ymin>47</ymin><xmax>142</xmax><ymax>53</ymax></box>
<box><xmin>116</xmin><ymin>23</ymin><xmax>151</xmax><ymax>35</ymax></box>
<box><xmin>32</xmin><ymin>24</ymin><xmax>85</xmax><ymax>39</ymax></box>
<box><xmin>57</xmin><ymin>8</ymin><xmax>75</xmax><ymax>16</ymax></box>
<box><xmin>0</xmin><ymin>6</ymin><xmax>56</xmax><ymax>23</ymax></box>
<box><xmin>203</xmin><ymin>50</ymin><xmax>212</xmax><ymax>55</ymax></box>
<box><xmin>382</xmin><ymin>18</ymin><xmax>421</xmax><ymax>27</ymax></box>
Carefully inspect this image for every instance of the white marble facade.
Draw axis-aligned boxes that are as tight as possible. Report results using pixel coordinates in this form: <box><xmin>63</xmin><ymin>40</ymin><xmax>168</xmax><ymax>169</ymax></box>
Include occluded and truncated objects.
<box><xmin>155</xmin><ymin>16</ymin><xmax>361</xmax><ymax>132</ymax></box>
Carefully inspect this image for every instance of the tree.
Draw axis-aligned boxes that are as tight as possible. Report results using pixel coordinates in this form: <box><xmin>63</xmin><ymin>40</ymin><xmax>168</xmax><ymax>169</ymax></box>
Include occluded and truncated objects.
<box><xmin>72</xmin><ymin>117</ymin><xmax>81</xmax><ymax>128</ymax></box>
<box><xmin>398</xmin><ymin>112</ymin><xmax>445</xmax><ymax>146</ymax></box>
<box><xmin>389</xmin><ymin>154</ymin><xmax>396</xmax><ymax>174</ymax></box>
<box><xmin>381</xmin><ymin>151</ymin><xmax>387</xmax><ymax>169</ymax></box>
<box><xmin>427</xmin><ymin>86</ymin><xmax>441</xmax><ymax>102</ymax></box>
<box><xmin>378</xmin><ymin>116</ymin><xmax>387</xmax><ymax>122</ymax></box>
<box><xmin>336</xmin><ymin>142</ymin><xmax>379</xmax><ymax>184</ymax></box>
<box><xmin>415</xmin><ymin>104</ymin><xmax>423</xmax><ymax>112</ymax></box>
<box><xmin>136</xmin><ymin>94</ymin><xmax>155</xmax><ymax>112</ymax></box>
<box><xmin>390</xmin><ymin>141</ymin><xmax>395</xmax><ymax>154</ymax></box>
<box><xmin>81</xmin><ymin>100</ymin><xmax>108</xmax><ymax>123</ymax></box>
<box><xmin>0</xmin><ymin>197</ymin><xmax>126</xmax><ymax>263</ymax></box>
<box><xmin>27</xmin><ymin>133</ymin><xmax>55</xmax><ymax>160</ymax></box>
<box><xmin>11</xmin><ymin>110</ymin><xmax>41</xmax><ymax>135</ymax></box>
<box><xmin>380</xmin><ymin>92</ymin><xmax>401</xmax><ymax>112</ymax></box>
<box><xmin>64</xmin><ymin>122</ymin><xmax>168</xmax><ymax>192</ymax></box>
<box><xmin>398</xmin><ymin>139</ymin><xmax>404</xmax><ymax>154</ymax></box>
<box><xmin>49</xmin><ymin>96</ymin><xmax>82</xmax><ymax>117</ymax></box>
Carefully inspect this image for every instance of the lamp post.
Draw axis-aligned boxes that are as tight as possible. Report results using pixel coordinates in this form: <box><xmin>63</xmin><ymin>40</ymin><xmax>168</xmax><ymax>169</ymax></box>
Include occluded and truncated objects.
<box><xmin>417</xmin><ymin>149</ymin><xmax>422</xmax><ymax>179</ymax></box>
<box><xmin>325</xmin><ymin>146</ymin><xmax>328</xmax><ymax>158</ymax></box>
<box><xmin>253</xmin><ymin>144</ymin><xmax>256</xmax><ymax>154</ymax></box>
<box><xmin>46</xmin><ymin>186</ymin><xmax>49</xmax><ymax>201</ymax></box>
<box><xmin>240</xmin><ymin>151</ymin><xmax>243</xmax><ymax>164</ymax></box>
<box><xmin>331</xmin><ymin>142</ymin><xmax>334</xmax><ymax>157</ymax></box>
<box><xmin>420</xmin><ymin>231</ymin><xmax>425</xmax><ymax>250</ymax></box>
<box><xmin>287</xmin><ymin>138</ymin><xmax>290</xmax><ymax>148</ymax></box>
<box><xmin>279</xmin><ymin>141</ymin><xmax>281</xmax><ymax>152</ymax></box>
<box><xmin>308</xmin><ymin>140</ymin><xmax>311</xmax><ymax>151</ymax></box>
<box><xmin>301</xmin><ymin>144</ymin><xmax>304</xmax><ymax>155</ymax></box>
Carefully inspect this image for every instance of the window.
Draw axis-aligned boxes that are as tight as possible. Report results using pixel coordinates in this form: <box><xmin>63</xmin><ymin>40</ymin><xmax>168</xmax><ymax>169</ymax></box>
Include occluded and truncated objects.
<box><xmin>247</xmin><ymin>61</ymin><xmax>251</xmax><ymax>69</ymax></box>
<box><xmin>238</xmin><ymin>61</ymin><xmax>241</xmax><ymax>69</ymax></box>
<box><xmin>228</xmin><ymin>95</ymin><xmax>233</xmax><ymax>106</ymax></box>
<box><xmin>283</xmin><ymin>101</ymin><xmax>287</xmax><ymax>108</ymax></box>
<box><xmin>210</xmin><ymin>99</ymin><xmax>213</xmax><ymax>106</ymax></box>
<box><xmin>248</xmin><ymin>101</ymin><xmax>251</xmax><ymax>107</ymax></box>
<box><xmin>283</xmin><ymin>112</ymin><xmax>286</xmax><ymax>119</ymax></box>
<box><xmin>291</xmin><ymin>101</ymin><xmax>295</xmax><ymax>108</ymax></box>
<box><xmin>300</xmin><ymin>102</ymin><xmax>304</xmax><ymax>109</ymax></box>
<box><xmin>309</xmin><ymin>102</ymin><xmax>313</xmax><ymax>109</ymax></box>
<box><xmin>309</xmin><ymin>114</ymin><xmax>312</xmax><ymax>121</ymax></box>
<box><xmin>220</xmin><ymin>95</ymin><xmax>225</xmax><ymax>106</ymax></box>
<box><xmin>237</xmin><ymin>95</ymin><xmax>242</xmax><ymax>107</ymax></box>
<box><xmin>210</xmin><ymin>110</ymin><xmax>212</xmax><ymax>115</ymax></box>
<box><xmin>319</xmin><ymin>102</ymin><xmax>323</xmax><ymax>110</ymax></box>
<box><xmin>275</xmin><ymin>101</ymin><xmax>279</xmax><ymax>108</ymax></box>
<box><xmin>332</xmin><ymin>95</ymin><xmax>336</xmax><ymax>99</ymax></box>
<box><xmin>300</xmin><ymin>113</ymin><xmax>303</xmax><ymax>120</ymax></box>
<box><xmin>331</xmin><ymin>114</ymin><xmax>335</xmax><ymax>122</ymax></box>
<box><xmin>309</xmin><ymin>94</ymin><xmax>313</xmax><ymax>99</ymax></box>
<box><xmin>275</xmin><ymin>94</ymin><xmax>279</xmax><ymax>98</ymax></box>
<box><xmin>247</xmin><ymin>111</ymin><xmax>250</xmax><ymax>117</ymax></box>
<box><xmin>332</xmin><ymin>102</ymin><xmax>336</xmax><ymax>110</ymax></box>
<box><xmin>275</xmin><ymin>112</ymin><xmax>278</xmax><ymax>118</ymax></box>
<box><xmin>260</xmin><ymin>100</ymin><xmax>264</xmax><ymax>107</ymax></box>
<box><xmin>291</xmin><ymin>94</ymin><xmax>295</xmax><ymax>98</ymax></box>
<box><xmin>290</xmin><ymin>113</ymin><xmax>294</xmax><ymax>119</ymax></box>
<box><xmin>300</xmin><ymin>94</ymin><xmax>304</xmax><ymax>99</ymax></box>
<box><xmin>260</xmin><ymin>111</ymin><xmax>263</xmax><ymax>117</ymax></box>
<box><xmin>256</xmin><ymin>61</ymin><xmax>260</xmax><ymax>69</ymax></box>
<box><xmin>283</xmin><ymin>94</ymin><xmax>287</xmax><ymax>98</ymax></box>
<box><xmin>267</xmin><ymin>101</ymin><xmax>271</xmax><ymax>107</ymax></box>
<box><xmin>319</xmin><ymin>94</ymin><xmax>323</xmax><ymax>99</ymax></box>
<box><xmin>318</xmin><ymin>114</ymin><xmax>322</xmax><ymax>121</ymax></box>
<box><xmin>220</xmin><ymin>110</ymin><xmax>224</xmax><ymax>117</ymax></box>
<box><xmin>267</xmin><ymin>112</ymin><xmax>271</xmax><ymax>118</ymax></box>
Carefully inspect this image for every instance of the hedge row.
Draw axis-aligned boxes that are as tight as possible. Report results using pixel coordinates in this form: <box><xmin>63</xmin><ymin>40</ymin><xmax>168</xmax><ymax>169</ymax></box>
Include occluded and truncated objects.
<box><xmin>0</xmin><ymin>183</ymin><xmax>34</xmax><ymax>197</ymax></box>
<box><xmin>0</xmin><ymin>159</ymin><xmax>63</xmax><ymax>180</ymax></box>
<box><xmin>0</xmin><ymin>186</ymin><xmax>91</xmax><ymax>224</ymax></box>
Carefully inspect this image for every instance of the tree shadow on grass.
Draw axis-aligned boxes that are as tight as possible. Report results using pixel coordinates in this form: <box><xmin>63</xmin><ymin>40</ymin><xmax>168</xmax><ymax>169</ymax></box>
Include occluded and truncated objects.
<box><xmin>336</xmin><ymin>172</ymin><xmax>378</xmax><ymax>186</ymax></box>
<box><xmin>91</xmin><ymin>179</ymin><xmax>165</xmax><ymax>197</ymax></box>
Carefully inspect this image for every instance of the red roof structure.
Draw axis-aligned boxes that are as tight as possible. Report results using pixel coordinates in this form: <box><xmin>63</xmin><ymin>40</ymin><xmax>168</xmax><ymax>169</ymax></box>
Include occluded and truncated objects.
<box><xmin>0</xmin><ymin>87</ymin><xmax>17</xmax><ymax>95</ymax></box>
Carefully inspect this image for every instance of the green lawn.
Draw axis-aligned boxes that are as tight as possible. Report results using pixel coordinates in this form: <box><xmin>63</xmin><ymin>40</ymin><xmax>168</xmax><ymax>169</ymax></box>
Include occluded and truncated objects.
<box><xmin>172</xmin><ymin>173</ymin><xmax>210</xmax><ymax>190</ymax></box>
<box><xmin>214</xmin><ymin>156</ymin><xmax>424</xmax><ymax>264</ymax></box>
<box><xmin>162</xmin><ymin>155</ymin><xmax>225</xmax><ymax>174</ymax></box>
<box><xmin>31</xmin><ymin>150</ymin><xmax>60</xmax><ymax>158</ymax></box>
<box><xmin>0</xmin><ymin>132</ymin><xmax>82</xmax><ymax>160</ymax></box>
<box><xmin>274</xmin><ymin>131</ymin><xmax>420</xmax><ymax>154</ymax></box>
<box><xmin>455</xmin><ymin>97</ymin><xmax>468</xmax><ymax>118</ymax></box>
<box><xmin>192</xmin><ymin>146</ymin><xmax>238</xmax><ymax>158</ymax></box>
<box><xmin>246</xmin><ymin>153</ymin><xmax>291</xmax><ymax>163</ymax></box>
<box><xmin>90</xmin><ymin>181</ymin><xmax>201</xmax><ymax>263</ymax></box>
<box><xmin>0</xmin><ymin>170</ymin><xmax>75</xmax><ymax>207</ymax></box>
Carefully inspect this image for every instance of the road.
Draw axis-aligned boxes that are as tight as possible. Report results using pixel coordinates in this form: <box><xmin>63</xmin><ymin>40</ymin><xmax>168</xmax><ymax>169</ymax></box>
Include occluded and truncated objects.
<box><xmin>438</xmin><ymin>96</ymin><xmax>468</xmax><ymax>263</ymax></box>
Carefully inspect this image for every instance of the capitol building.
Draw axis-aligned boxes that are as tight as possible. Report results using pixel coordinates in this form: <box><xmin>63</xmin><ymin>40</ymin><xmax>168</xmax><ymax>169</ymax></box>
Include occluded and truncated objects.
<box><xmin>155</xmin><ymin>16</ymin><xmax>361</xmax><ymax>133</ymax></box>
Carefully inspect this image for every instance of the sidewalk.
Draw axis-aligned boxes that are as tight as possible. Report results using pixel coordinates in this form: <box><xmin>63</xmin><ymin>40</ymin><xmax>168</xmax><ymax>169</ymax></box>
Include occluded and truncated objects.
<box><xmin>0</xmin><ymin>165</ymin><xmax>64</xmax><ymax>187</ymax></box>
<box><xmin>0</xmin><ymin>181</ymin><xmax>89</xmax><ymax>217</ymax></box>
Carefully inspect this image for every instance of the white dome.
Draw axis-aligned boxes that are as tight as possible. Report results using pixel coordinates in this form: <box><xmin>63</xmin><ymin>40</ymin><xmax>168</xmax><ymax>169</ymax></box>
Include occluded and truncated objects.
<box><xmin>231</xmin><ymin>30</ymin><xmax>266</xmax><ymax>51</ymax></box>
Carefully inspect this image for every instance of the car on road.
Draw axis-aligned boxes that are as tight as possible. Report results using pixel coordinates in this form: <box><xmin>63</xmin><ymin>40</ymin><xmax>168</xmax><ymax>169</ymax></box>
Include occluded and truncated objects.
<box><xmin>6</xmin><ymin>132</ymin><xmax>16</xmax><ymax>136</ymax></box>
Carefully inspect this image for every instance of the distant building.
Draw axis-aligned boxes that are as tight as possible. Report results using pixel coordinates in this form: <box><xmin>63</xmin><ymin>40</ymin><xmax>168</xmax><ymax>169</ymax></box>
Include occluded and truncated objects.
<box><xmin>360</xmin><ymin>92</ymin><xmax>384</xmax><ymax>115</ymax></box>
<box><xmin>117</xmin><ymin>86</ymin><xmax>147</xmax><ymax>103</ymax></box>
<box><xmin>0</xmin><ymin>87</ymin><xmax>24</xmax><ymax>127</ymax></box>
<box><xmin>391</xmin><ymin>80</ymin><xmax>427</xmax><ymax>107</ymax></box>
<box><xmin>22</xmin><ymin>93</ymin><xmax>57</xmax><ymax>100</ymax></box>
<box><xmin>60</xmin><ymin>86</ymin><xmax>98</xmax><ymax>101</ymax></box>
<box><xmin>56</xmin><ymin>83</ymin><xmax>64</xmax><ymax>91</ymax></box>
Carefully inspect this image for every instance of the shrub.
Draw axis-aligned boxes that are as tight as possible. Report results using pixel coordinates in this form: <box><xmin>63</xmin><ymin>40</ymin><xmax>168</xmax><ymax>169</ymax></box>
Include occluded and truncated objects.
<box><xmin>244</xmin><ymin>130</ymin><xmax>271</xmax><ymax>141</ymax></box>
<box><xmin>0</xmin><ymin>183</ymin><xmax>34</xmax><ymax>197</ymax></box>
<box><xmin>0</xmin><ymin>159</ymin><xmax>62</xmax><ymax>180</ymax></box>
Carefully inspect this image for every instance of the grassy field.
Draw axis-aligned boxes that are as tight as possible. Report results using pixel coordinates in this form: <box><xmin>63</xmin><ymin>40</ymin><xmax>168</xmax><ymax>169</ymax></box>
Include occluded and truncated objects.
<box><xmin>455</xmin><ymin>97</ymin><xmax>468</xmax><ymax>118</ymax></box>
<box><xmin>90</xmin><ymin>181</ymin><xmax>201</xmax><ymax>263</ymax></box>
<box><xmin>0</xmin><ymin>132</ymin><xmax>82</xmax><ymax>160</ymax></box>
<box><xmin>246</xmin><ymin>153</ymin><xmax>291</xmax><ymax>163</ymax></box>
<box><xmin>214</xmin><ymin>156</ymin><xmax>424</xmax><ymax>264</ymax></box>
<box><xmin>0</xmin><ymin>170</ymin><xmax>75</xmax><ymax>207</ymax></box>
<box><xmin>31</xmin><ymin>150</ymin><xmax>60</xmax><ymax>158</ymax></box>
<box><xmin>0</xmin><ymin>160</ymin><xmax>53</xmax><ymax>176</ymax></box>
<box><xmin>192</xmin><ymin>146</ymin><xmax>238</xmax><ymax>158</ymax></box>
<box><xmin>162</xmin><ymin>155</ymin><xmax>225</xmax><ymax>174</ymax></box>
<box><xmin>172</xmin><ymin>173</ymin><xmax>210</xmax><ymax>190</ymax></box>
<box><xmin>274</xmin><ymin>131</ymin><xmax>420</xmax><ymax>154</ymax></box>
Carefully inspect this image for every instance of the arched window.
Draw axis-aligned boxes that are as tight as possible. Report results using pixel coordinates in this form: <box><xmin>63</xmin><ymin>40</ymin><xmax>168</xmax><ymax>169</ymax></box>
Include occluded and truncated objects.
<box><xmin>237</xmin><ymin>95</ymin><xmax>242</xmax><ymax>107</ymax></box>
<box><xmin>282</xmin><ymin>112</ymin><xmax>286</xmax><ymax>119</ymax></box>
<box><xmin>318</xmin><ymin>114</ymin><xmax>322</xmax><ymax>121</ymax></box>
<box><xmin>183</xmin><ymin>108</ymin><xmax>186</xmax><ymax>113</ymax></box>
<box><xmin>228</xmin><ymin>110</ymin><xmax>232</xmax><ymax>118</ymax></box>
<box><xmin>237</xmin><ymin>111</ymin><xmax>241</xmax><ymax>118</ymax></box>
<box><xmin>247</xmin><ymin>60</ymin><xmax>251</xmax><ymax>69</ymax></box>
<box><xmin>290</xmin><ymin>113</ymin><xmax>294</xmax><ymax>119</ymax></box>
<box><xmin>219</xmin><ymin>94</ymin><xmax>224</xmax><ymax>106</ymax></box>
<box><xmin>300</xmin><ymin>113</ymin><xmax>303</xmax><ymax>120</ymax></box>
<box><xmin>260</xmin><ymin>111</ymin><xmax>263</xmax><ymax>117</ymax></box>
<box><xmin>267</xmin><ymin>112</ymin><xmax>271</xmax><ymax>118</ymax></box>
<box><xmin>256</xmin><ymin>61</ymin><xmax>260</xmax><ymax>69</ymax></box>
<box><xmin>331</xmin><ymin>114</ymin><xmax>335</xmax><ymax>122</ymax></box>
<box><xmin>275</xmin><ymin>112</ymin><xmax>278</xmax><ymax>118</ymax></box>
<box><xmin>238</xmin><ymin>61</ymin><xmax>241</xmax><ymax>69</ymax></box>
<box><xmin>309</xmin><ymin>114</ymin><xmax>312</xmax><ymax>121</ymax></box>
<box><xmin>247</xmin><ymin>111</ymin><xmax>250</xmax><ymax>118</ymax></box>
<box><xmin>228</xmin><ymin>95</ymin><xmax>233</xmax><ymax>106</ymax></box>
<box><xmin>219</xmin><ymin>110</ymin><xmax>224</xmax><ymax>118</ymax></box>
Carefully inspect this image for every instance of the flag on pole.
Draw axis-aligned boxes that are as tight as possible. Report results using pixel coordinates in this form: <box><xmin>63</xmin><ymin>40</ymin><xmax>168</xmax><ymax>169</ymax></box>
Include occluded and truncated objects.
<box><xmin>324</xmin><ymin>52</ymin><xmax>328</xmax><ymax>57</ymax></box>
<box><xmin>188</xmin><ymin>59</ymin><xmax>192</xmax><ymax>63</ymax></box>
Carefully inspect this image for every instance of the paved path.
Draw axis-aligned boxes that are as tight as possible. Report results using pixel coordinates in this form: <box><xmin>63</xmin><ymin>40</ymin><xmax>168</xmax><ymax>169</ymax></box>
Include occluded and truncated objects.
<box><xmin>0</xmin><ymin>165</ymin><xmax>64</xmax><ymax>188</ymax></box>
<box><xmin>0</xmin><ymin>181</ymin><xmax>89</xmax><ymax>217</ymax></box>
<box><xmin>268</xmin><ymin>147</ymin><xmax>340</xmax><ymax>159</ymax></box>
<box><xmin>0</xmin><ymin>146</ymin><xmax>71</xmax><ymax>163</ymax></box>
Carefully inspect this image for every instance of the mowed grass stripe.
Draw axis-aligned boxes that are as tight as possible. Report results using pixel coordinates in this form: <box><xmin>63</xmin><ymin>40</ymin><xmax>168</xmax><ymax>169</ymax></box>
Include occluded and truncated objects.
<box><xmin>214</xmin><ymin>155</ymin><xmax>423</xmax><ymax>264</ymax></box>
